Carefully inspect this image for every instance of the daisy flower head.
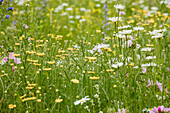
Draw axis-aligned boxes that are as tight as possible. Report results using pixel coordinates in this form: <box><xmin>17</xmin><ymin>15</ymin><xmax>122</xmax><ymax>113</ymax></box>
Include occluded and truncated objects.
<box><xmin>74</xmin><ymin>96</ymin><xmax>90</xmax><ymax>105</ymax></box>
<box><xmin>114</xmin><ymin>4</ymin><xmax>125</xmax><ymax>10</ymax></box>
<box><xmin>133</xmin><ymin>26</ymin><xmax>144</xmax><ymax>31</ymax></box>
<box><xmin>118</xmin><ymin>30</ymin><xmax>132</xmax><ymax>35</ymax></box>
<box><xmin>108</xmin><ymin>17</ymin><xmax>122</xmax><ymax>22</ymax></box>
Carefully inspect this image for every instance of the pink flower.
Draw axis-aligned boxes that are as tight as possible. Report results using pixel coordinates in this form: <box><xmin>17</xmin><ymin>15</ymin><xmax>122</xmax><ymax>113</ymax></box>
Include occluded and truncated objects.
<box><xmin>158</xmin><ymin>106</ymin><xmax>161</xmax><ymax>113</ymax></box>
<box><xmin>129</xmin><ymin>36</ymin><xmax>133</xmax><ymax>40</ymax></box>
<box><xmin>136</xmin><ymin>44</ymin><xmax>140</xmax><ymax>49</ymax></box>
<box><xmin>3</xmin><ymin>57</ymin><xmax>8</xmax><ymax>62</ymax></box>
<box><xmin>14</xmin><ymin>58</ymin><xmax>22</xmax><ymax>64</ymax></box>
<box><xmin>137</xmin><ymin>54</ymin><xmax>140</xmax><ymax>59</ymax></box>
<box><xmin>127</xmin><ymin>40</ymin><xmax>133</xmax><ymax>47</ymax></box>
<box><xmin>149</xmin><ymin>106</ymin><xmax>170</xmax><ymax>113</ymax></box>
<box><xmin>156</xmin><ymin>81</ymin><xmax>162</xmax><ymax>92</ymax></box>
<box><xmin>119</xmin><ymin>11</ymin><xmax>126</xmax><ymax>15</ymax></box>
<box><xmin>142</xmin><ymin>67</ymin><xmax>147</xmax><ymax>73</ymax></box>
<box><xmin>164</xmin><ymin>108</ymin><xmax>170</xmax><ymax>112</ymax></box>
<box><xmin>117</xmin><ymin>108</ymin><xmax>126</xmax><ymax>113</ymax></box>
<box><xmin>147</xmin><ymin>79</ymin><xmax>153</xmax><ymax>87</ymax></box>
<box><xmin>165</xmin><ymin>88</ymin><xmax>169</xmax><ymax>94</ymax></box>
<box><xmin>9</xmin><ymin>52</ymin><xmax>15</xmax><ymax>59</ymax></box>
<box><xmin>12</xmin><ymin>67</ymin><xmax>15</xmax><ymax>72</ymax></box>
<box><xmin>23</xmin><ymin>24</ymin><xmax>29</xmax><ymax>29</ymax></box>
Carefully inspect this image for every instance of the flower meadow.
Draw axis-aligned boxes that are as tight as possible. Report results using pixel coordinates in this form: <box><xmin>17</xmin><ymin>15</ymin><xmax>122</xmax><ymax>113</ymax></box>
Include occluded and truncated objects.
<box><xmin>0</xmin><ymin>0</ymin><xmax>170</xmax><ymax>112</ymax></box>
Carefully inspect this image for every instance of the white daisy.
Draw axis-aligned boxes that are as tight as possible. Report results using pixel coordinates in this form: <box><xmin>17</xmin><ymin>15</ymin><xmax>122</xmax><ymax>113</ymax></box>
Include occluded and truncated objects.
<box><xmin>108</xmin><ymin>17</ymin><xmax>122</xmax><ymax>22</ymax></box>
<box><xmin>114</xmin><ymin>4</ymin><xmax>125</xmax><ymax>10</ymax></box>
<box><xmin>118</xmin><ymin>30</ymin><xmax>132</xmax><ymax>35</ymax></box>
<box><xmin>74</xmin><ymin>96</ymin><xmax>90</xmax><ymax>105</ymax></box>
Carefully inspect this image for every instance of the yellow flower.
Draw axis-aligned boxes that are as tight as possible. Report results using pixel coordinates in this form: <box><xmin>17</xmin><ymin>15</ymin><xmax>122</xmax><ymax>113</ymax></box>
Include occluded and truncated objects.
<box><xmin>71</xmin><ymin>79</ymin><xmax>79</xmax><ymax>84</ymax></box>
<box><xmin>87</xmin><ymin>71</ymin><xmax>95</xmax><ymax>74</ymax></box>
<box><xmin>96</xmin><ymin>30</ymin><xmax>101</xmax><ymax>33</ymax></box>
<box><xmin>26</xmin><ymin>87</ymin><xmax>34</xmax><ymax>90</ymax></box>
<box><xmin>13</xmin><ymin>11</ymin><xmax>18</xmax><ymax>15</ymax></box>
<box><xmin>12</xmin><ymin>54</ymin><xmax>20</xmax><ymax>57</ymax></box>
<box><xmin>36</xmin><ymin>53</ymin><xmax>45</xmax><ymax>56</ymax></box>
<box><xmin>129</xmin><ymin>63</ymin><xmax>135</xmax><ymax>66</ymax></box>
<box><xmin>146</xmin><ymin>44</ymin><xmax>154</xmax><ymax>47</ymax></box>
<box><xmin>33</xmin><ymin>63</ymin><xmax>41</xmax><ymax>66</ymax></box>
<box><xmin>56</xmin><ymin>55</ymin><xmax>61</xmax><ymax>57</ymax></box>
<box><xmin>47</xmin><ymin>61</ymin><xmax>55</xmax><ymax>64</ymax></box>
<box><xmin>89</xmin><ymin>76</ymin><xmax>100</xmax><ymax>80</ymax></box>
<box><xmin>37</xmin><ymin>99</ymin><xmax>41</xmax><ymax>102</ymax></box>
<box><xmin>56</xmin><ymin>89</ymin><xmax>59</xmax><ymax>92</ymax></box>
<box><xmin>106</xmin><ymin>69</ymin><xmax>114</xmax><ymax>72</ymax></box>
<box><xmin>67</xmin><ymin>48</ymin><xmax>74</xmax><ymax>51</ymax></box>
<box><xmin>55</xmin><ymin>99</ymin><xmax>63</xmax><ymax>103</ymax></box>
<box><xmin>36</xmin><ymin>90</ymin><xmax>40</xmax><ymax>94</ymax></box>
<box><xmin>58</xmin><ymin>50</ymin><xmax>65</xmax><ymax>53</ymax></box>
<box><xmin>28</xmin><ymin>84</ymin><xmax>37</xmax><ymax>87</ymax></box>
<box><xmin>8</xmin><ymin>104</ymin><xmax>16</xmax><ymax>109</ymax></box>
<box><xmin>15</xmin><ymin>43</ymin><xmax>20</xmax><ymax>46</ymax></box>
<box><xmin>20</xmin><ymin>94</ymin><xmax>27</xmax><ymax>99</ymax></box>
<box><xmin>22</xmin><ymin>97</ymin><xmax>36</xmax><ymax>102</ymax></box>
<box><xmin>43</xmin><ymin>68</ymin><xmax>52</xmax><ymax>71</ymax></box>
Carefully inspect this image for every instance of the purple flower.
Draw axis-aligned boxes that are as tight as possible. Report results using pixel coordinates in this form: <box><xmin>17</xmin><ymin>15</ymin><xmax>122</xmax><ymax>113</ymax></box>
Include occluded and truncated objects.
<box><xmin>5</xmin><ymin>15</ymin><xmax>10</xmax><ymax>19</ymax></box>
<box><xmin>6</xmin><ymin>7</ymin><xmax>13</xmax><ymax>11</ymax></box>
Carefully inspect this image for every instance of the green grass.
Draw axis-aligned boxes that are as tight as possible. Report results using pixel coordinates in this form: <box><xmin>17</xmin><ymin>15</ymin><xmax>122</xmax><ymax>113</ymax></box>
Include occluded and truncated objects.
<box><xmin>0</xmin><ymin>0</ymin><xmax>170</xmax><ymax>112</ymax></box>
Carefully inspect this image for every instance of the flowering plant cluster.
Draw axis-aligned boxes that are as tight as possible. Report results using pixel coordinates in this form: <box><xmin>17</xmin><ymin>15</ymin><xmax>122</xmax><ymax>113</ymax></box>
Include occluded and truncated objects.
<box><xmin>0</xmin><ymin>0</ymin><xmax>13</xmax><ymax>24</ymax></box>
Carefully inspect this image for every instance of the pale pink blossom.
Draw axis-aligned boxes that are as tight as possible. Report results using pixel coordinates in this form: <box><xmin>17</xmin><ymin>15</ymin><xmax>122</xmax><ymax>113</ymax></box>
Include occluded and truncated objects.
<box><xmin>9</xmin><ymin>52</ymin><xmax>15</xmax><ymax>59</ymax></box>
<box><xmin>14</xmin><ymin>58</ymin><xmax>22</xmax><ymax>64</ymax></box>
<box><xmin>127</xmin><ymin>40</ymin><xmax>133</xmax><ymax>47</ymax></box>
<box><xmin>156</xmin><ymin>81</ymin><xmax>162</xmax><ymax>92</ymax></box>
<box><xmin>147</xmin><ymin>79</ymin><xmax>153</xmax><ymax>87</ymax></box>
<box><xmin>142</xmin><ymin>67</ymin><xmax>147</xmax><ymax>73</ymax></box>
